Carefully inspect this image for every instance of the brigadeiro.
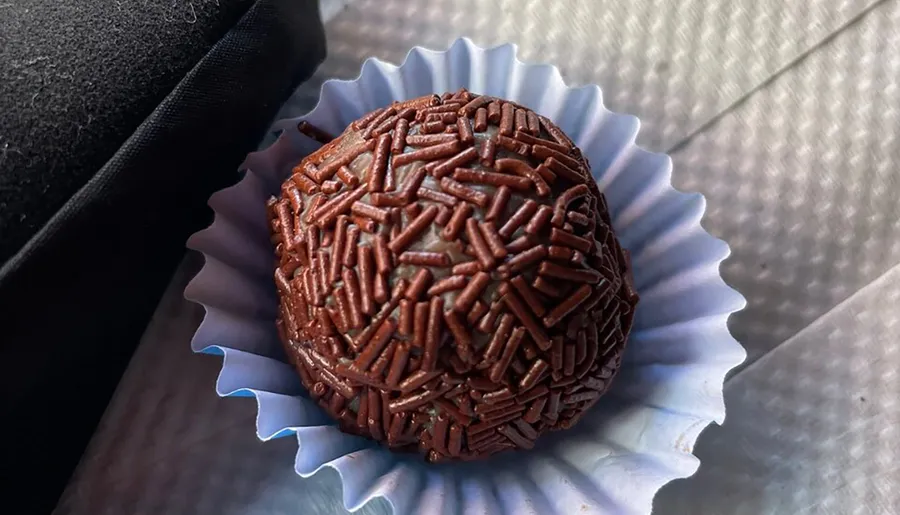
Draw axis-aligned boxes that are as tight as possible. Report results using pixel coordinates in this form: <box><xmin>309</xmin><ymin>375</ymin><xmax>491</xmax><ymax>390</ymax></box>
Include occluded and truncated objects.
<box><xmin>267</xmin><ymin>89</ymin><xmax>639</xmax><ymax>462</ymax></box>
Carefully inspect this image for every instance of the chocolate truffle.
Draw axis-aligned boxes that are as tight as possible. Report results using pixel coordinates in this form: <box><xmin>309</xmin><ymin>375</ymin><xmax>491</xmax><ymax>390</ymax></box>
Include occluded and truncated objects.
<box><xmin>268</xmin><ymin>89</ymin><xmax>639</xmax><ymax>462</ymax></box>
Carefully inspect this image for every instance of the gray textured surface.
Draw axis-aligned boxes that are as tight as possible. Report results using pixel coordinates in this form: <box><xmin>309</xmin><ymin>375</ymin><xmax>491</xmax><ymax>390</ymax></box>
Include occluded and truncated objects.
<box><xmin>656</xmin><ymin>263</ymin><xmax>900</xmax><ymax>514</ymax></box>
<box><xmin>669</xmin><ymin>0</ymin><xmax>900</xmax><ymax>369</ymax></box>
<box><xmin>287</xmin><ymin>0</ymin><xmax>882</xmax><ymax>150</ymax></box>
<box><xmin>56</xmin><ymin>0</ymin><xmax>900</xmax><ymax>513</ymax></box>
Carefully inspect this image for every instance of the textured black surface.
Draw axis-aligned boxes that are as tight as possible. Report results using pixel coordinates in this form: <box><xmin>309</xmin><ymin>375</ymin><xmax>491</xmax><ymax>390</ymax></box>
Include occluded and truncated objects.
<box><xmin>0</xmin><ymin>0</ymin><xmax>326</xmax><ymax>512</ymax></box>
<box><xmin>0</xmin><ymin>0</ymin><xmax>254</xmax><ymax>264</ymax></box>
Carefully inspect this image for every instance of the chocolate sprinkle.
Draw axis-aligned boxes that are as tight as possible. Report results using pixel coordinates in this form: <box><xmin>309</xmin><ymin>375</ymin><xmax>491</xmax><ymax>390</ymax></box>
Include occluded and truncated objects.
<box><xmin>406</xmin><ymin>133</ymin><xmax>457</xmax><ymax>147</ymax></box>
<box><xmin>270</xmin><ymin>89</ymin><xmax>637</xmax><ymax>462</ymax></box>
<box><xmin>499</xmin><ymin>102</ymin><xmax>514</xmax><ymax>136</ymax></box>
<box><xmin>479</xmin><ymin>138</ymin><xmax>497</xmax><ymax>167</ymax></box>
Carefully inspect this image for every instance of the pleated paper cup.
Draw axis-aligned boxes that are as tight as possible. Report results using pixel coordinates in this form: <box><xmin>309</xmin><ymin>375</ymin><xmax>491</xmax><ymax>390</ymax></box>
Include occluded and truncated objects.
<box><xmin>185</xmin><ymin>38</ymin><xmax>746</xmax><ymax>515</ymax></box>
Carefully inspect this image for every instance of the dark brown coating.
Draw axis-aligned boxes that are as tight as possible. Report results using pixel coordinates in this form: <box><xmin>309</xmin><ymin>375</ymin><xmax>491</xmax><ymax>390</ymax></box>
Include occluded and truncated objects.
<box><xmin>270</xmin><ymin>90</ymin><xmax>638</xmax><ymax>462</ymax></box>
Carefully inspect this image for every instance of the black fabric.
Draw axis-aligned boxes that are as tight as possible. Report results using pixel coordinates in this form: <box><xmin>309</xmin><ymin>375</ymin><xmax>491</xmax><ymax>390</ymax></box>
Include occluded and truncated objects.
<box><xmin>0</xmin><ymin>0</ymin><xmax>326</xmax><ymax>512</ymax></box>
<box><xmin>0</xmin><ymin>0</ymin><xmax>258</xmax><ymax>264</ymax></box>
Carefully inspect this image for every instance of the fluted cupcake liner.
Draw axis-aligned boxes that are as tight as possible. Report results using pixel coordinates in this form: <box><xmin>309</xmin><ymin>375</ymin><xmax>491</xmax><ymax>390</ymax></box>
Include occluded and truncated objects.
<box><xmin>185</xmin><ymin>38</ymin><xmax>746</xmax><ymax>515</ymax></box>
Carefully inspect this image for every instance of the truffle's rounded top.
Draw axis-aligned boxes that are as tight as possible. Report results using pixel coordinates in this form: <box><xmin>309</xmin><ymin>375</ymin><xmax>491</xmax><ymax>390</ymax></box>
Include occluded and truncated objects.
<box><xmin>269</xmin><ymin>89</ymin><xmax>638</xmax><ymax>462</ymax></box>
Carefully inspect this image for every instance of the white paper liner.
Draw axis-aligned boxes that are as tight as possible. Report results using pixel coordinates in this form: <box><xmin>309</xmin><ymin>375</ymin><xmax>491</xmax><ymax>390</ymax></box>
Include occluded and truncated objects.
<box><xmin>185</xmin><ymin>38</ymin><xmax>746</xmax><ymax>515</ymax></box>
